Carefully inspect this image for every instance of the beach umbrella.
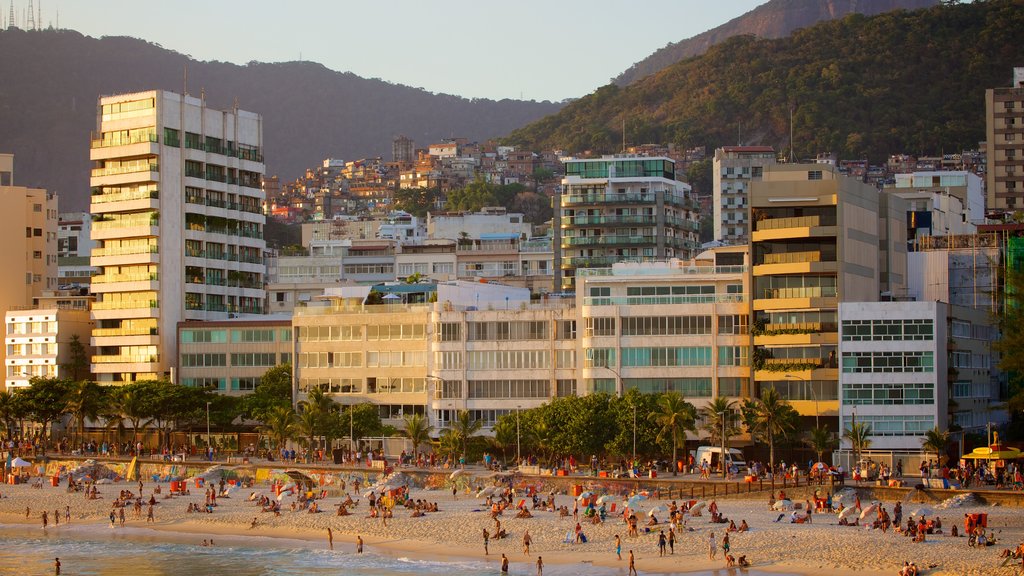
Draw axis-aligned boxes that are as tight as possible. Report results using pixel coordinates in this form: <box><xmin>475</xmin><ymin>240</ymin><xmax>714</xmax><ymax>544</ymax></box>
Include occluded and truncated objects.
<box><xmin>648</xmin><ymin>504</ymin><xmax>668</xmax><ymax>517</ymax></box>
<box><xmin>596</xmin><ymin>495</ymin><xmax>614</xmax><ymax>505</ymax></box>
<box><xmin>577</xmin><ymin>491</ymin><xmax>594</xmax><ymax>501</ymax></box>
<box><xmin>10</xmin><ymin>457</ymin><xmax>31</xmax><ymax>468</ymax></box>
<box><xmin>689</xmin><ymin>501</ymin><xmax>707</xmax><ymax>515</ymax></box>
<box><xmin>382</xmin><ymin>293</ymin><xmax>401</xmax><ymax>300</ymax></box>
<box><xmin>476</xmin><ymin>486</ymin><xmax>496</xmax><ymax>498</ymax></box>
<box><xmin>838</xmin><ymin>506</ymin><xmax>859</xmax><ymax>521</ymax></box>
<box><xmin>859</xmin><ymin>503</ymin><xmax>879</xmax><ymax>521</ymax></box>
<box><xmin>909</xmin><ymin>507</ymin><xmax>933</xmax><ymax>518</ymax></box>
<box><xmin>627</xmin><ymin>494</ymin><xmax>648</xmax><ymax>509</ymax></box>
<box><xmin>449</xmin><ymin>470</ymin><xmax>467</xmax><ymax>480</ymax></box>
<box><xmin>772</xmin><ymin>499</ymin><xmax>793</xmax><ymax>511</ymax></box>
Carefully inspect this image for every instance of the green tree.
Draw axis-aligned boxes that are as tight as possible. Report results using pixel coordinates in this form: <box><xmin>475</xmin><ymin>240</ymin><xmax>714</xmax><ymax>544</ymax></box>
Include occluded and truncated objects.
<box><xmin>17</xmin><ymin>377</ymin><xmax>72</xmax><ymax>440</ymax></box>
<box><xmin>843</xmin><ymin>422</ymin><xmax>873</xmax><ymax>470</ymax></box>
<box><xmin>295</xmin><ymin>408</ymin><xmax>320</xmax><ymax>452</ymax></box>
<box><xmin>605</xmin><ymin>390</ymin><xmax>659</xmax><ymax>460</ymax></box>
<box><xmin>393</xmin><ymin>187</ymin><xmax>440</xmax><ymax>217</ymax></box>
<box><xmin>0</xmin><ymin>391</ymin><xmax>23</xmax><ymax>439</ymax></box>
<box><xmin>342</xmin><ymin>403</ymin><xmax>384</xmax><ymax>449</ymax></box>
<box><xmin>648</xmin><ymin>392</ymin><xmax>697</xmax><ymax>476</ymax></box>
<box><xmin>64</xmin><ymin>380</ymin><xmax>105</xmax><ymax>445</ymax></box>
<box><xmin>920</xmin><ymin>427</ymin><xmax>950</xmax><ymax>468</ymax></box>
<box><xmin>242</xmin><ymin>364</ymin><xmax>293</xmax><ymax>422</ymax></box>
<box><xmin>109</xmin><ymin>382</ymin><xmax>157</xmax><ymax>447</ymax></box>
<box><xmin>701</xmin><ymin>396</ymin><xmax>739</xmax><ymax>478</ymax></box>
<box><xmin>745</xmin><ymin>388</ymin><xmax>798</xmax><ymax>473</ymax></box>
<box><xmin>259</xmin><ymin>405</ymin><xmax>297</xmax><ymax>451</ymax></box>
<box><xmin>451</xmin><ymin>409</ymin><xmax>483</xmax><ymax>468</ymax></box>
<box><xmin>402</xmin><ymin>413</ymin><xmax>433</xmax><ymax>456</ymax></box>
<box><xmin>806</xmin><ymin>425</ymin><xmax>838</xmax><ymax>463</ymax></box>
<box><xmin>60</xmin><ymin>334</ymin><xmax>90</xmax><ymax>382</ymax></box>
<box><xmin>490</xmin><ymin>416</ymin><xmax>518</xmax><ymax>464</ymax></box>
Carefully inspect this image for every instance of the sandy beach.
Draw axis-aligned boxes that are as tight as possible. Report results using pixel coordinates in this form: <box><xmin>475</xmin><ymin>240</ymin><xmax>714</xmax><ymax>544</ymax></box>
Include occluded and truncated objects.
<box><xmin>0</xmin><ymin>473</ymin><xmax>1019</xmax><ymax>576</ymax></box>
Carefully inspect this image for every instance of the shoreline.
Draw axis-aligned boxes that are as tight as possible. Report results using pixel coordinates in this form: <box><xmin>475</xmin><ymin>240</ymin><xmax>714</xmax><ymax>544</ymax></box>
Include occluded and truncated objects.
<box><xmin>0</xmin><ymin>478</ymin><xmax>1015</xmax><ymax>576</ymax></box>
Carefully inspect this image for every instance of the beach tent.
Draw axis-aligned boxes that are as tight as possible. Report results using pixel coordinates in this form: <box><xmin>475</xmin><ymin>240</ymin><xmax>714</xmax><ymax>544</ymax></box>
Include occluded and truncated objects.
<box><xmin>284</xmin><ymin>470</ymin><xmax>316</xmax><ymax>491</ymax></box>
<box><xmin>10</xmin><ymin>457</ymin><xmax>31</xmax><ymax>468</ymax></box>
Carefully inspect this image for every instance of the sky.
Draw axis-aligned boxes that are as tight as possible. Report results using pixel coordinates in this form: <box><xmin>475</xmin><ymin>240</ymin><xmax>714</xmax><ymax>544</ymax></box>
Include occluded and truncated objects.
<box><xmin>18</xmin><ymin>0</ymin><xmax>766</xmax><ymax>102</ymax></box>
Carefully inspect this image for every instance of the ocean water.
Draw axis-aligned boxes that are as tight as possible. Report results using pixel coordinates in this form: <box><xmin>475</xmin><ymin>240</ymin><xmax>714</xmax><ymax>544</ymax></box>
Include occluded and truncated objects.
<box><xmin>0</xmin><ymin>523</ymin><xmax>785</xmax><ymax>575</ymax></box>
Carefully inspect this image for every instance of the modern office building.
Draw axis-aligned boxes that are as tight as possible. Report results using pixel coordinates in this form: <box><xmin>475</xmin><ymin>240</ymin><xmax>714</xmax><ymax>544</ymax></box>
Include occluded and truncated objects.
<box><xmin>176</xmin><ymin>318</ymin><xmax>292</xmax><ymax>394</ymax></box>
<box><xmin>713</xmin><ymin>146</ymin><xmax>776</xmax><ymax>244</ymax></box>
<box><xmin>0</xmin><ymin>153</ymin><xmax>59</xmax><ymax>375</ymax></box>
<box><xmin>555</xmin><ymin>155</ymin><xmax>700</xmax><ymax>291</ymax></box>
<box><xmin>749</xmin><ymin>164</ymin><xmax>903</xmax><ymax>425</ymax></box>
<box><xmin>985</xmin><ymin>67</ymin><xmax>1024</xmax><ymax>214</ymax></box>
<box><xmin>89</xmin><ymin>90</ymin><xmax>266</xmax><ymax>383</ymax></box>
<box><xmin>5</xmin><ymin>308</ymin><xmax>93</xmax><ymax>388</ymax></box>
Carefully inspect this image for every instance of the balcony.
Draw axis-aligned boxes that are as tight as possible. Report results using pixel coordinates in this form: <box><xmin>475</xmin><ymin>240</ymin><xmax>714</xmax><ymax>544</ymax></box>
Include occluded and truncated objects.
<box><xmin>562</xmin><ymin>193</ymin><xmax>656</xmax><ymax>206</ymax></box>
<box><xmin>584</xmin><ymin>294</ymin><xmax>745</xmax><ymax>307</ymax></box>
<box><xmin>92</xmin><ymin>354</ymin><xmax>159</xmax><ymax>365</ymax></box>
<box><xmin>562</xmin><ymin>215</ymin><xmax>657</xmax><ymax>227</ymax></box>
<box><xmin>754</xmin><ymin>250</ymin><xmax>837</xmax><ymax>275</ymax></box>
<box><xmin>564</xmin><ymin>256</ymin><xmax>645</xmax><ymax>268</ymax></box>
<box><xmin>754</xmin><ymin>286</ymin><xmax>837</xmax><ymax>311</ymax></box>
<box><xmin>562</xmin><ymin>235</ymin><xmax>658</xmax><ymax>248</ymax></box>
<box><xmin>91</xmin><ymin>163</ymin><xmax>159</xmax><ymax>178</ymax></box>
<box><xmin>752</xmin><ymin>215</ymin><xmax>837</xmax><ymax>242</ymax></box>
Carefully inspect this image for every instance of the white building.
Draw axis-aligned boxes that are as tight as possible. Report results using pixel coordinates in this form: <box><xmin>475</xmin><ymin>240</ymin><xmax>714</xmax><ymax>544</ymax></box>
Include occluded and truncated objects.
<box><xmin>713</xmin><ymin>146</ymin><xmax>776</xmax><ymax>244</ymax></box>
<box><xmin>889</xmin><ymin>171</ymin><xmax>985</xmax><ymax>232</ymax></box>
<box><xmin>427</xmin><ymin>208</ymin><xmax>531</xmax><ymax>242</ymax></box>
<box><xmin>89</xmin><ymin>90</ymin><xmax>266</xmax><ymax>383</ymax></box>
<box><xmin>838</xmin><ymin>301</ymin><xmax>946</xmax><ymax>451</ymax></box>
<box><xmin>5</xmin><ymin>308</ymin><xmax>93</xmax><ymax>388</ymax></box>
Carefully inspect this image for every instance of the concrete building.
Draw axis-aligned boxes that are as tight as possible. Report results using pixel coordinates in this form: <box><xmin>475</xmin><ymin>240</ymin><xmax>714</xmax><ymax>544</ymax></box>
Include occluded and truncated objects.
<box><xmin>713</xmin><ymin>146</ymin><xmax>776</xmax><ymax>245</ymax></box>
<box><xmin>945</xmin><ymin>304</ymin><xmax>1004</xmax><ymax>432</ymax></box>
<box><xmin>427</xmin><ymin>208</ymin><xmax>531</xmax><ymax>241</ymax></box>
<box><xmin>57</xmin><ymin>212</ymin><xmax>96</xmax><ymax>288</ymax></box>
<box><xmin>89</xmin><ymin>90</ymin><xmax>266</xmax><ymax>383</ymax></box>
<box><xmin>906</xmin><ymin>233</ymin><xmax>1001</xmax><ymax>312</ymax></box>
<box><xmin>392</xmin><ymin>135</ymin><xmax>415</xmax><ymax>165</ymax></box>
<box><xmin>575</xmin><ymin>248</ymin><xmax>750</xmax><ymax>416</ymax></box>
<box><xmin>5</xmin><ymin>308</ymin><xmax>93</xmax><ymax>389</ymax></box>
<box><xmin>985</xmin><ymin>67</ymin><xmax>1024</xmax><ymax>214</ymax></box>
<box><xmin>749</xmin><ymin>164</ymin><xmax>902</xmax><ymax>425</ymax></box>
<box><xmin>555</xmin><ymin>155</ymin><xmax>700</xmax><ymax>291</ymax></box>
<box><xmin>176</xmin><ymin>318</ymin><xmax>292</xmax><ymax>394</ymax></box>
<box><xmin>889</xmin><ymin>171</ymin><xmax>985</xmax><ymax>230</ymax></box>
<box><xmin>395</xmin><ymin>241</ymin><xmax>457</xmax><ymax>282</ymax></box>
<box><xmin>838</xmin><ymin>302</ymin><xmax>946</xmax><ymax>451</ymax></box>
<box><xmin>0</xmin><ymin>153</ymin><xmax>59</xmax><ymax>374</ymax></box>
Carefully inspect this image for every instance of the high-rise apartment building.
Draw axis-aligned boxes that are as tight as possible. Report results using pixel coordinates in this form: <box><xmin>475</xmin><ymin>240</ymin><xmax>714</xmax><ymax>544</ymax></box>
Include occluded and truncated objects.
<box><xmin>555</xmin><ymin>156</ymin><xmax>700</xmax><ymax>291</ymax></box>
<box><xmin>985</xmin><ymin>67</ymin><xmax>1024</xmax><ymax>214</ymax></box>
<box><xmin>713</xmin><ymin>146</ymin><xmax>776</xmax><ymax>244</ymax></box>
<box><xmin>89</xmin><ymin>90</ymin><xmax>266</xmax><ymax>383</ymax></box>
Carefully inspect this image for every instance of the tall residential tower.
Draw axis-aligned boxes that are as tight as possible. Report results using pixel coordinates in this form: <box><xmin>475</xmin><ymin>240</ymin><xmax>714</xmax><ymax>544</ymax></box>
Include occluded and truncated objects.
<box><xmin>89</xmin><ymin>91</ymin><xmax>266</xmax><ymax>384</ymax></box>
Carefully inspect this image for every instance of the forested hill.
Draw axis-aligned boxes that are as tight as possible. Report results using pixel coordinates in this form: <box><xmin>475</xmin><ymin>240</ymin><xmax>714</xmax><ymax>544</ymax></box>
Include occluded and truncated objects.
<box><xmin>507</xmin><ymin>0</ymin><xmax>1024</xmax><ymax>163</ymax></box>
<box><xmin>614</xmin><ymin>0</ymin><xmax>937</xmax><ymax>87</ymax></box>
<box><xmin>0</xmin><ymin>29</ymin><xmax>562</xmax><ymax>211</ymax></box>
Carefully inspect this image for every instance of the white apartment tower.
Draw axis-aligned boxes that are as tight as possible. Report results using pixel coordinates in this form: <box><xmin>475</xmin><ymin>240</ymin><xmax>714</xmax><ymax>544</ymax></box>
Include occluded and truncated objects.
<box><xmin>89</xmin><ymin>91</ymin><xmax>266</xmax><ymax>383</ymax></box>
<box><xmin>713</xmin><ymin>146</ymin><xmax>775</xmax><ymax>244</ymax></box>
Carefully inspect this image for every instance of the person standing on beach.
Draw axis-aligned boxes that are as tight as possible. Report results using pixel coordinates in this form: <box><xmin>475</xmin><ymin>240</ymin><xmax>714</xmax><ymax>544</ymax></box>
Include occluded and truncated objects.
<box><xmin>327</xmin><ymin>527</ymin><xmax>333</xmax><ymax>550</ymax></box>
<box><xmin>668</xmin><ymin>526</ymin><xmax>675</xmax><ymax>554</ymax></box>
<box><xmin>658</xmin><ymin>530</ymin><xmax>666</xmax><ymax>557</ymax></box>
<box><xmin>356</xmin><ymin>535</ymin><xmax>363</xmax><ymax>553</ymax></box>
<box><xmin>483</xmin><ymin>528</ymin><xmax>490</xmax><ymax>555</ymax></box>
<box><xmin>628</xmin><ymin>550</ymin><xmax>637</xmax><ymax>576</ymax></box>
<box><xmin>54</xmin><ymin>558</ymin><xmax>60</xmax><ymax>575</ymax></box>
<box><xmin>523</xmin><ymin>529</ymin><xmax>532</xmax><ymax>556</ymax></box>
<box><xmin>42</xmin><ymin>511</ymin><xmax>48</xmax><ymax>529</ymax></box>
<box><xmin>536</xmin><ymin>556</ymin><xmax>543</xmax><ymax>576</ymax></box>
<box><xmin>146</xmin><ymin>504</ymin><xmax>154</xmax><ymax>523</ymax></box>
<box><xmin>501</xmin><ymin>553</ymin><xmax>509</xmax><ymax>574</ymax></box>
<box><xmin>614</xmin><ymin>535</ymin><xmax>622</xmax><ymax>560</ymax></box>
<box><xmin>54</xmin><ymin>509</ymin><xmax>59</xmax><ymax>526</ymax></box>
<box><xmin>64</xmin><ymin>506</ymin><xmax>70</xmax><ymax>524</ymax></box>
<box><xmin>708</xmin><ymin>531</ymin><xmax>717</xmax><ymax>560</ymax></box>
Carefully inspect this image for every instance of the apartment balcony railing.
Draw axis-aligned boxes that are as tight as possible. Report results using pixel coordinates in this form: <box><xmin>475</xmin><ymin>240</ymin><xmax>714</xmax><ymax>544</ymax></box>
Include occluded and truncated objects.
<box><xmin>92</xmin><ymin>272</ymin><xmax>158</xmax><ymax>284</ymax></box>
<box><xmin>91</xmin><ymin>244</ymin><xmax>158</xmax><ymax>257</ymax></box>
<box><xmin>760</xmin><ymin>286</ymin><xmax>837</xmax><ymax>299</ymax></box>
<box><xmin>92</xmin><ymin>326</ymin><xmax>158</xmax><ymax>337</ymax></box>
<box><xmin>91</xmin><ymin>163</ymin><xmax>159</xmax><ymax>178</ymax></box>
<box><xmin>584</xmin><ymin>294</ymin><xmax>746</xmax><ymax>307</ymax></box>
<box><xmin>92</xmin><ymin>354</ymin><xmax>159</xmax><ymax>364</ymax></box>
<box><xmin>761</xmin><ymin>251</ymin><xmax>826</xmax><ymax>265</ymax></box>
<box><xmin>92</xmin><ymin>299</ymin><xmax>159</xmax><ymax>311</ymax></box>
<box><xmin>91</xmin><ymin>189</ymin><xmax>159</xmax><ymax>204</ymax></box>
<box><xmin>90</xmin><ymin>132</ymin><xmax>157</xmax><ymax>148</ymax></box>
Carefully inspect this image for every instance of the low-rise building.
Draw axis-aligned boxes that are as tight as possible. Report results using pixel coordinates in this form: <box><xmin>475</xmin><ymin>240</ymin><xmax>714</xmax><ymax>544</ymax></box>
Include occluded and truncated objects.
<box><xmin>5</xmin><ymin>308</ymin><xmax>93</xmax><ymax>388</ymax></box>
<box><xmin>176</xmin><ymin>318</ymin><xmax>292</xmax><ymax>394</ymax></box>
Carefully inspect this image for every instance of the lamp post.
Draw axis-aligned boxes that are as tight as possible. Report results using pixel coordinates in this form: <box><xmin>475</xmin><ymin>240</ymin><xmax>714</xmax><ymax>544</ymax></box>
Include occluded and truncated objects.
<box><xmin>785</xmin><ymin>373</ymin><xmax>818</xmax><ymax>429</ymax></box>
<box><xmin>600</xmin><ymin>365</ymin><xmax>633</xmax><ymax>463</ymax></box>
<box><xmin>349</xmin><ymin>403</ymin><xmax>355</xmax><ymax>456</ymax></box>
<box><xmin>205</xmin><ymin>402</ymin><xmax>212</xmax><ymax>461</ymax></box>
<box><xmin>516</xmin><ymin>405</ymin><xmax>522</xmax><ymax>466</ymax></box>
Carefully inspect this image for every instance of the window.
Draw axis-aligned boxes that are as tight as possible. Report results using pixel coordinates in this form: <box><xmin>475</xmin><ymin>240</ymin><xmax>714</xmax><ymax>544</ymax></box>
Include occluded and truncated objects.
<box><xmin>556</xmin><ymin>320</ymin><xmax>577</xmax><ymax>340</ymax></box>
<box><xmin>808</xmin><ymin>171</ymin><xmax>823</xmax><ymax>180</ymax></box>
<box><xmin>586</xmin><ymin>317</ymin><xmax>616</xmax><ymax>337</ymax></box>
<box><xmin>841</xmin><ymin>319</ymin><xmax>933</xmax><ymax>341</ymax></box>
<box><xmin>842</xmin><ymin>382</ymin><xmax>934</xmax><ymax>405</ymax></box>
<box><xmin>841</xmin><ymin>351</ymin><xmax>934</xmax><ymax>373</ymax></box>
<box><xmin>717</xmin><ymin>346</ymin><xmax>749</xmax><ymax>366</ymax></box>
<box><xmin>718</xmin><ymin>315</ymin><xmax>749</xmax><ymax>334</ymax></box>
<box><xmin>232</xmin><ymin>329</ymin><xmax>275</xmax><ymax>343</ymax></box>
<box><xmin>230</xmin><ymin>353</ymin><xmax>277</xmax><ymax>367</ymax></box>
<box><xmin>180</xmin><ymin>353</ymin><xmax>227</xmax><ymax>367</ymax></box>
<box><xmin>718</xmin><ymin>377</ymin><xmax>744</xmax><ymax>397</ymax></box>
<box><xmin>620</xmin><ymin>316</ymin><xmax>711</xmax><ymax>336</ymax></box>
<box><xmin>181</xmin><ymin>329</ymin><xmax>227</xmax><ymax>343</ymax></box>
<box><xmin>436</xmin><ymin>322</ymin><xmax>462</xmax><ymax>342</ymax></box>
<box><xmin>584</xmin><ymin>348</ymin><xmax>615</xmax><ymax>368</ymax></box>
<box><xmin>620</xmin><ymin>347</ymin><xmax>712</xmax><ymax>367</ymax></box>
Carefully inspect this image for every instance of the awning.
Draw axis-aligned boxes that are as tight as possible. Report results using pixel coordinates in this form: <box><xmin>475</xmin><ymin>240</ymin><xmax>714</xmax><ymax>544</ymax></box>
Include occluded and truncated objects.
<box><xmin>962</xmin><ymin>445</ymin><xmax>1022</xmax><ymax>460</ymax></box>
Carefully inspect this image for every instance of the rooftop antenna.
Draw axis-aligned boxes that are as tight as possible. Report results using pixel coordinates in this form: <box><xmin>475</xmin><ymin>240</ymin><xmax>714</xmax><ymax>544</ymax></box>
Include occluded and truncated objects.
<box><xmin>789</xmin><ymin>103</ymin><xmax>795</xmax><ymax>162</ymax></box>
<box><xmin>26</xmin><ymin>0</ymin><xmax>33</xmax><ymax>30</ymax></box>
<box><xmin>621</xmin><ymin>116</ymin><xmax>626</xmax><ymax>153</ymax></box>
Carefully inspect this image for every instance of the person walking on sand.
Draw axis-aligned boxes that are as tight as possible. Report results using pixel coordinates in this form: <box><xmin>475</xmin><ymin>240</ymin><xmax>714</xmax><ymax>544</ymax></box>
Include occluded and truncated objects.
<box><xmin>42</xmin><ymin>511</ymin><xmax>48</xmax><ymax>529</ymax></box>
<box><xmin>64</xmin><ymin>506</ymin><xmax>70</xmax><ymax>524</ymax></box>
<box><xmin>658</xmin><ymin>530</ymin><xmax>666</xmax><ymax>557</ymax></box>
<box><xmin>483</xmin><ymin>528</ymin><xmax>490</xmax><ymax>555</ymax></box>
<box><xmin>357</xmin><ymin>535</ymin><xmax>363</xmax><ymax>553</ymax></box>
<box><xmin>668</xmin><ymin>526</ymin><xmax>676</xmax><ymax>554</ymax></box>
<box><xmin>147</xmin><ymin>504</ymin><xmax>154</xmax><ymax>523</ymax></box>
<box><xmin>708</xmin><ymin>531</ymin><xmax>717</xmax><ymax>560</ymax></box>
<box><xmin>327</xmin><ymin>527</ymin><xmax>333</xmax><ymax>550</ymax></box>
<box><xmin>614</xmin><ymin>534</ymin><xmax>622</xmax><ymax>560</ymax></box>
<box><xmin>628</xmin><ymin>550</ymin><xmax>637</xmax><ymax>576</ymax></box>
<box><xmin>536</xmin><ymin>556</ymin><xmax>543</xmax><ymax>576</ymax></box>
<box><xmin>501</xmin><ymin>553</ymin><xmax>509</xmax><ymax>574</ymax></box>
<box><xmin>54</xmin><ymin>558</ymin><xmax>60</xmax><ymax>575</ymax></box>
<box><xmin>523</xmin><ymin>529</ymin><xmax>532</xmax><ymax>556</ymax></box>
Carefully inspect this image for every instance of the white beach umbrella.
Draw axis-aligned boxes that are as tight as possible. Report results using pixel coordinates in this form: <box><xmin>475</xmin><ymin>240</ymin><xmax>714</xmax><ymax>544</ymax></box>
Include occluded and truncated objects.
<box><xmin>859</xmin><ymin>503</ymin><xmax>879</xmax><ymax>522</ymax></box>
<box><xmin>10</xmin><ymin>457</ymin><xmax>31</xmax><ymax>468</ymax></box>
<box><xmin>596</xmin><ymin>495</ymin><xmax>614</xmax><ymax>505</ymax></box>
<box><xmin>909</xmin><ymin>507</ymin><xmax>933</xmax><ymax>518</ymax></box>
<box><xmin>772</xmin><ymin>499</ymin><xmax>794</xmax><ymax>511</ymax></box>
<box><xmin>838</xmin><ymin>507</ymin><xmax>859</xmax><ymax>521</ymax></box>
<box><xmin>577</xmin><ymin>491</ymin><xmax>594</xmax><ymax>501</ymax></box>
<box><xmin>449</xmin><ymin>469</ymin><xmax>467</xmax><ymax>480</ymax></box>
<box><xmin>689</xmin><ymin>501</ymin><xmax>707</xmax><ymax>515</ymax></box>
<box><xmin>627</xmin><ymin>494</ymin><xmax>648</xmax><ymax>509</ymax></box>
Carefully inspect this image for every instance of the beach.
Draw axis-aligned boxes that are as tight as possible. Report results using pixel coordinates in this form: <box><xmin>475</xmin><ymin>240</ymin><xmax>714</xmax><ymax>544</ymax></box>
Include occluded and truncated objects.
<box><xmin>0</xmin><ymin>473</ymin><xmax>1019</xmax><ymax>576</ymax></box>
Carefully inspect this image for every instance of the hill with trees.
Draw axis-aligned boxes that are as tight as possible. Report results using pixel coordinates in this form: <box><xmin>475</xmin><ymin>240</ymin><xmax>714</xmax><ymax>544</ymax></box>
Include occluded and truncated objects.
<box><xmin>614</xmin><ymin>0</ymin><xmax>937</xmax><ymax>87</ymax></box>
<box><xmin>0</xmin><ymin>29</ymin><xmax>562</xmax><ymax>211</ymax></box>
<box><xmin>507</xmin><ymin>0</ymin><xmax>1024</xmax><ymax>163</ymax></box>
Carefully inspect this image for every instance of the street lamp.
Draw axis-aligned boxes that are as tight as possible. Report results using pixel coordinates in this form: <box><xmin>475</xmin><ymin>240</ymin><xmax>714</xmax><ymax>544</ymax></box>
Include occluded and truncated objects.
<box><xmin>516</xmin><ymin>405</ymin><xmax>522</xmax><ymax>466</ymax></box>
<box><xmin>600</xmin><ymin>365</ymin><xmax>634</xmax><ymax>463</ymax></box>
<box><xmin>785</xmin><ymin>373</ymin><xmax>819</xmax><ymax>429</ymax></box>
<box><xmin>205</xmin><ymin>401</ymin><xmax>212</xmax><ymax>461</ymax></box>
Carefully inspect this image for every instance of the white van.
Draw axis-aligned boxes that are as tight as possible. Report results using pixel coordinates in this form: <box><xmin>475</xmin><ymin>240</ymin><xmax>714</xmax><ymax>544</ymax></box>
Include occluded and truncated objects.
<box><xmin>693</xmin><ymin>446</ymin><xmax>748</xmax><ymax>475</ymax></box>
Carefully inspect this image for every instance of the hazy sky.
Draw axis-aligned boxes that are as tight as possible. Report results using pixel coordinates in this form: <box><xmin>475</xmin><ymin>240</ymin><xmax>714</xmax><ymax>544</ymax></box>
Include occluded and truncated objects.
<box><xmin>24</xmin><ymin>0</ymin><xmax>765</xmax><ymax>102</ymax></box>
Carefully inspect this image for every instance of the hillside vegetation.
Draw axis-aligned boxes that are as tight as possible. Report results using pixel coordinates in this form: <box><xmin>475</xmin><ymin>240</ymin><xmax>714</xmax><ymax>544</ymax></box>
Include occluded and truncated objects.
<box><xmin>508</xmin><ymin>0</ymin><xmax>1024</xmax><ymax>162</ymax></box>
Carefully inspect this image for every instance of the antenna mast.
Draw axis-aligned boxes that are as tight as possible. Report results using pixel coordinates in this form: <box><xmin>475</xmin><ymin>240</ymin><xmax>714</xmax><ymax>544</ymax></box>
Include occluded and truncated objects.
<box><xmin>26</xmin><ymin>0</ymin><xmax>33</xmax><ymax>30</ymax></box>
<box><xmin>8</xmin><ymin>2</ymin><xmax>13</xmax><ymax>29</ymax></box>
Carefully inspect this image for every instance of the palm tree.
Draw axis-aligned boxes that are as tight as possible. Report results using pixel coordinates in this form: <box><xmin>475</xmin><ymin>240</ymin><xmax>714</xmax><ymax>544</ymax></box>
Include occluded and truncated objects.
<box><xmin>843</xmin><ymin>422</ymin><xmax>873</xmax><ymax>473</ymax></box>
<box><xmin>806</xmin><ymin>426</ymin><xmax>838</xmax><ymax>463</ymax></box>
<box><xmin>64</xmin><ymin>381</ymin><xmax>104</xmax><ymax>446</ymax></box>
<box><xmin>111</xmin><ymin>385</ymin><xmax>153</xmax><ymax>447</ymax></box>
<box><xmin>451</xmin><ymin>409</ymin><xmax>482</xmax><ymax>468</ymax></box>
<box><xmin>701</xmin><ymin>397</ymin><xmax>739</xmax><ymax>478</ymax></box>
<box><xmin>259</xmin><ymin>406</ymin><xmax>297</xmax><ymax>451</ymax></box>
<box><xmin>649</xmin><ymin>392</ymin><xmax>697</xmax><ymax>476</ymax></box>
<box><xmin>749</xmin><ymin>387</ymin><xmax>797</xmax><ymax>474</ymax></box>
<box><xmin>402</xmin><ymin>413</ymin><xmax>433</xmax><ymax>457</ymax></box>
<box><xmin>920</xmin><ymin>426</ymin><xmax>950</xmax><ymax>468</ymax></box>
<box><xmin>0</xmin><ymin>391</ymin><xmax>18</xmax><ymax>439</ymax></box>
<box><xmin>295</xmin><ymin>408</ymin><xmax>320</xmax><ymax>452</ymax></box>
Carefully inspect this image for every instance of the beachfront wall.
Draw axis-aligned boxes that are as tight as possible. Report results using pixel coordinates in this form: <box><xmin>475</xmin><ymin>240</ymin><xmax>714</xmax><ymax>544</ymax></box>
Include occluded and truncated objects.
<box><xmin>838</xmin><ymin>301</ymin><xmax>947</xmax><ymax>451</ymax></box>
